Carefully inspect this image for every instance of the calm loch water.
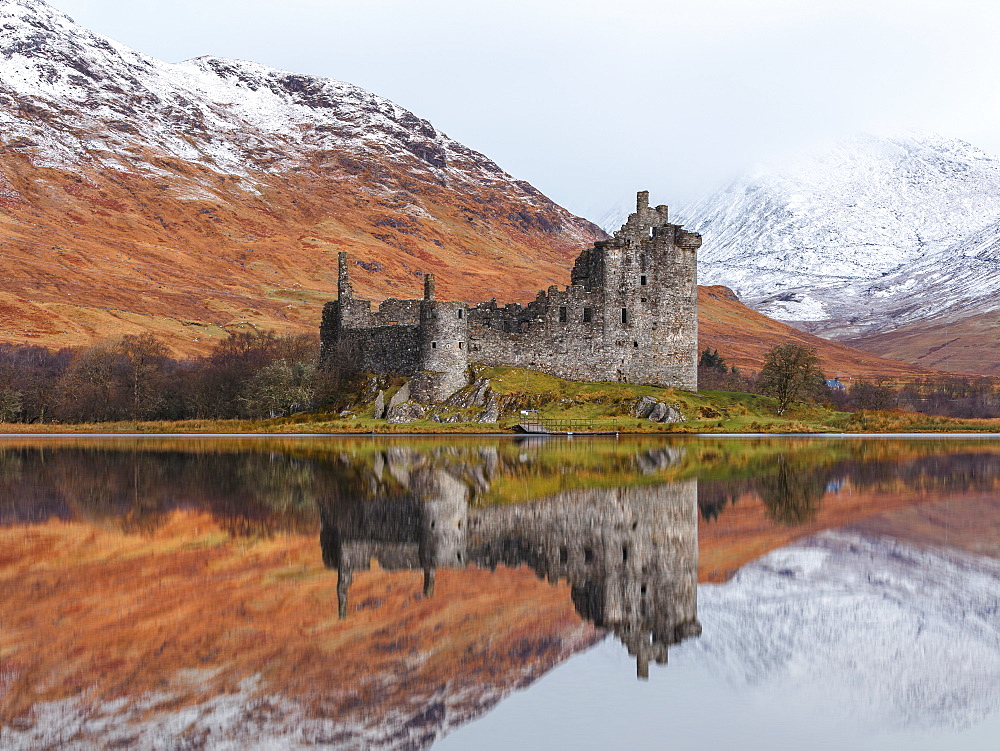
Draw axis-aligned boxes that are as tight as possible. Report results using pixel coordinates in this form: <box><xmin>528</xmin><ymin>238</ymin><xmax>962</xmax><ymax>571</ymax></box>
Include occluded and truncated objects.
<box><xmin>1</xmin><ymin>435</ymin><xmax>998</xmax><ymax>749</ymax></box>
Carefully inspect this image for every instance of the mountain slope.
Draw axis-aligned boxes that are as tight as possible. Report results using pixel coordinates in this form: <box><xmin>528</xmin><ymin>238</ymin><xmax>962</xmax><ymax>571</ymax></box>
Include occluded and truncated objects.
<box><xmin>0</xmin><ymin>2</ymin><xmax>958</xmax><ymax>378</ymax></box>
<box><xmin>686</xmin><ymin>132</ymin><xmax>1000</xmax><ymax>353</ymax></box>
<box><xmin>845</xmin><ymin>306</ymin><xmax>1000</xmax><ymax>376</ymax></box>
<box><xmin>0</xmin><ymin>0</ymin><xmax>603</xmax><ymax>354</ymax></box>
<box><xmin>697</xmin><ymin>286</ymin><xmax>933</xmax><ymax>379</ymax></box>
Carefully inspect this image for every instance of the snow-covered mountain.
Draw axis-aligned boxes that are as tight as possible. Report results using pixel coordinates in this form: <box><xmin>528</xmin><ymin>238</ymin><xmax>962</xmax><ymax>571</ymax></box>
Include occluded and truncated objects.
<box><xmin>685</xmin><ymin>132</ymin><xmax>1000</xmax><ymax>340</ymax></box>
<box><xmin>0</xmin><ymin>0</ymin><xmax>557</xmax><ymax>198</ymax></box>
<box><xmin>0</xmin><ymin>0</ymin><xmax>603</xmax><ymax>353</ymax></box>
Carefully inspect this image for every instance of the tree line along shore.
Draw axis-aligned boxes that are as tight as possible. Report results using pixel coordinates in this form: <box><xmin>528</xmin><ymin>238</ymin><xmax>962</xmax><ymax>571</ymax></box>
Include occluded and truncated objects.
<box><xmin>1</xmin><ymin>332</ymin><xmax>999</xmax><ymax>432</ymax></box>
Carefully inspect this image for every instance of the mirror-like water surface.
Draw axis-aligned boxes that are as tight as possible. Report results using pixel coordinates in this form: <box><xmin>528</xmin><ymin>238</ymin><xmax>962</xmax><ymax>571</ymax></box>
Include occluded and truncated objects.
<box><xmin>0</xmin><ymin>435</ymin><xmax>998</xmax><ymax>749</ymax></box>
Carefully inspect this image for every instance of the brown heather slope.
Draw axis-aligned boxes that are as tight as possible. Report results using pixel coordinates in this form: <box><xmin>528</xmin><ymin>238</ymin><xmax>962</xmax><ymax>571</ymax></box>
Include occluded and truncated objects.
<box><xmin>0</xmin><ymin>147</ymin><xmax>600</xmax><ymax>356</ymax></box>
<box><xmin>0</xmin><ymin>159</ymin><xmax>933</xmax><ymax>380</ymax></box>
<box><xmin>0</xmin><ymin>1</ymin><xmax>603</xmax><ymax>356</ymax></box>
<box><xmin>844</xmin><ymin>308</ymin><xmax>1000</xmax><ymax>377</ymax></box>
<box><xmin>0</xmin><ymin>149</ymin><xmax>926</xmax><ymax>382</ymax></box>
<box><xmin>698</xmin><ymin>286</ymin><xmax>935</xmax><ymax>380</ymax></box>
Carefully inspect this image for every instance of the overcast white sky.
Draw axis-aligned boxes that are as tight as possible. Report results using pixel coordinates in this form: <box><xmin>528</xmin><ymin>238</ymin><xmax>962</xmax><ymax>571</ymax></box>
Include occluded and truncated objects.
<box><xmin>53</xmin><ymin>0</ymin><xmax>1000</xmax><ymax>222</ymax></box>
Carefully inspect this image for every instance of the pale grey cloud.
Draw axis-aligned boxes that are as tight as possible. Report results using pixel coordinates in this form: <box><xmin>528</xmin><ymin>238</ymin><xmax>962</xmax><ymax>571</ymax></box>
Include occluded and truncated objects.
<box><xmin>52</xmin><ymin>0</ymin><xmax>1000</xmax><ymax>221</ymax></box>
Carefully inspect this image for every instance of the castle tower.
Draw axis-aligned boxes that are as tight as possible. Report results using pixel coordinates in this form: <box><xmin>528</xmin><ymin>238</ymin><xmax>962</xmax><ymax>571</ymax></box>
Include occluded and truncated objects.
<box><xmin>320</xmin><ymin>251</ymin><xmax>359</xmax><ymax>363</ymax></box>
<box><xmin>414</xmin><ymin>273</ymin><xmax>469</xmax><ymax>401</ymax></box>
<box><xmin>594</xmin><ymin>191</ymin><xmax>700</xmax><ymax>389</ymax></box>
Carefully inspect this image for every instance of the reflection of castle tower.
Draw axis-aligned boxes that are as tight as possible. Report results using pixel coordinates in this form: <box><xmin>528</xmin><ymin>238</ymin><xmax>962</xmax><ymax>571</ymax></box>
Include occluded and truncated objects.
<box><xmin>319</xmin><ymin>455</ymin><xmax>700</xmax><ymax>678</ymax></box>
<box><xmin>320</xmin><ymin>465</ymin><xmax>467</xmax><ymax>617</ymax></box>
<box><xmin>466</xmin><ymin>482</ymin><xmax>701</xmax><ymax>679</ymax></box>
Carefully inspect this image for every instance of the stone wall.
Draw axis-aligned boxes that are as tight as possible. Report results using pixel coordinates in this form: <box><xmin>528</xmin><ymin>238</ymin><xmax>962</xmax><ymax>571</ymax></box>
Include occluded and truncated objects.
<box><xmin>352</xmin><ymin>324</ymin><xmax>421</xmax><ymax>375</ymax></box>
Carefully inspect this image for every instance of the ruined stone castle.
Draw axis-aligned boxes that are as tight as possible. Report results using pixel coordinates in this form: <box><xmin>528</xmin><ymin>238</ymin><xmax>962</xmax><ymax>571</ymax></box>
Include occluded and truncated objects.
<box><xmin>320</xmin><ymin>191</ymin><xmax>701</xmax><ymax>398</ymax></box>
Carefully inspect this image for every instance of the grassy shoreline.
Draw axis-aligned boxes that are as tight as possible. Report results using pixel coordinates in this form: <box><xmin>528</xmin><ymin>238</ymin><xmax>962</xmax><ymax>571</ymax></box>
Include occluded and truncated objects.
<box><xmin>4</xmin><ymin>404</ymin><xmax>1000</xmax><ymax>436</ymax></box>
<box><xmin>3</xmin><ymin>366</ymin><xmax>1000</xmax><ymax>435</ymax></box>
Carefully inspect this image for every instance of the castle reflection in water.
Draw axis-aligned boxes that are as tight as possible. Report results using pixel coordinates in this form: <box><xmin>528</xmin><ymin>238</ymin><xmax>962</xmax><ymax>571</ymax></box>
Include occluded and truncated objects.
<box><xmin>319</xmin><ymin>447</ymin><xmax>702</xmax><ymax>678</ymax></box>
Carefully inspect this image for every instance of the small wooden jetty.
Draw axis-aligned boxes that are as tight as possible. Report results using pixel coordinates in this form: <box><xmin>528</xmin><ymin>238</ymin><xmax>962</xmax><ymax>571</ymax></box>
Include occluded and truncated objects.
<box><xmin>514</xmin><ymin>414</ymin><xmax>617</xmax><ymax>436</ymax></box>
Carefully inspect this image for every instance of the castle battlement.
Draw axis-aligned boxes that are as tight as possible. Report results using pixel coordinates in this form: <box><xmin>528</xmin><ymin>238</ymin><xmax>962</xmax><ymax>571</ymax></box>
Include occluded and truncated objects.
<box><xmin>320</xmin><ymin>191</ymin><xmax>700</xmax><ymax>401</ymax></box>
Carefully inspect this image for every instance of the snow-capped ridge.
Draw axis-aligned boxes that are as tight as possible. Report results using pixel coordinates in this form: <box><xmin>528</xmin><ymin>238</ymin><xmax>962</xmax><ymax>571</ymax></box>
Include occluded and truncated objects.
<box><xmin>0</xmin><ymin>0</ymin><xmax>534</xmax><ymax>198</ymax></box>
<box><xmin>687</xmin><ymin>131</ymin><xmax>1000</xmax><ymax>336</ymax></box>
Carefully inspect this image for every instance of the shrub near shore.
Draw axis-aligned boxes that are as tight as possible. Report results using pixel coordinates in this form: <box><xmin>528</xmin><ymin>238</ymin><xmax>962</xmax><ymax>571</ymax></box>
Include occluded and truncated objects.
<box><xmin>5</xmin><ymin>362</ymin><xmax>1000</xmax><ymax>434</ymax></box>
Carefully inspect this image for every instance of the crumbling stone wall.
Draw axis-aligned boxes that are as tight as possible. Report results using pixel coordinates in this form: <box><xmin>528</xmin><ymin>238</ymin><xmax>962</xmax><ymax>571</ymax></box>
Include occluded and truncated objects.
<box><xmin>320</xmin><ymin>191</ymin><xmax>700</xmax><ymax>400</ymax></box>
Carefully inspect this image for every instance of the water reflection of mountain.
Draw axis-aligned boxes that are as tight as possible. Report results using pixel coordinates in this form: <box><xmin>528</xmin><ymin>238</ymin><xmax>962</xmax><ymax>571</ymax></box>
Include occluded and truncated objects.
<box><xmin>6</xmin><ymin>437</ymin><xmax>1000</xmax><ymax>749</ymax></box>
<box><xmin>688</xmin><ymin>531</ymin><xmax>1000</xmax><ymax>733</ymax></box>
<box><xmin>698</xmin><ymin>450</ymin><xmax>1000</xmax><ymax>527</ymax></box>
<box><xmin>319</xmin><ymin>457</ymin><xmax>702</xmax><ymax>678</ymax></box>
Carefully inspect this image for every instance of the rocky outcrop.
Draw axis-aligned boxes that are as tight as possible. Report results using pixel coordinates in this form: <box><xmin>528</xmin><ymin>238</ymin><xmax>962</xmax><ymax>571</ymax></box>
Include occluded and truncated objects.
<box><xmin>385</xmin><ymin>400</ymin><xmax>426</xmax><ymax>424</ymax></box>
<box><xmin>476</xmin><ymin>393</ymin><xmax>501</xmax><ymax>423</ymax></box>
<box><xmin>387</xmin><ymin>383</ymin><xmax>411</xmax><ymax>413</ymax></box>
<box><xmin>635</xmin><ymin>396</ymin><xmax>685</xmax><ymax>423</ymax></box>
<box><xmin>635</xmin><ymin>396</ymin><xmax>658</xmax><ymax>418</ymax></box>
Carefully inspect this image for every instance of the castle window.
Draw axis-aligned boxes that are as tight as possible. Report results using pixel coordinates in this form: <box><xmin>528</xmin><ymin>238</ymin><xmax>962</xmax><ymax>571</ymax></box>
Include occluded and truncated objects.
<box><xmin>640</xmin><ymin>275</ymin><xmax>647</xmax><ymax>286</ymax></box>
<box><xmin>621</xmin><ymin>308</ymin><xmax>629</xmax><ymax>324</ymax></box>
<box><xmin>431</xmin><ymin>341</ymin><xmax>437</xmax><ymax>349</ymax></box>
<box><xmin>458</xmin><ymin>341</ymin><xmax>464</xmax><ymax>349</ymax></box>
<box><xmin>583</xmin><ymin>307</ymin><xmax>593</xmax><ymax>323</ymax></box>
<box><xmin>640</xmin><ymin>297</ymin><xmax>647</xmax><ymax>303</ymax></box>
<box><xmin>584</xmin><ymin>547</ymin><xmax>594</xmax><ymax>564</ymax></box>
<box><xmin>558</xmin><ymin>306</ymin><xmax>567</xmax><ymax>323</ymax></box>
<box><xmin>457</xmin><ymin>309</ymin><xmax>463</xmax><ymax>319</ymax></box>
<box><xmin>633</xmin><ymin>341</ymin><xmax>638</xmax><ymax>348</ymax></box>
<box><xmin>559</xmin><ymin>546</ymin><xmax>568</xmax><ymax>564</ymax></box>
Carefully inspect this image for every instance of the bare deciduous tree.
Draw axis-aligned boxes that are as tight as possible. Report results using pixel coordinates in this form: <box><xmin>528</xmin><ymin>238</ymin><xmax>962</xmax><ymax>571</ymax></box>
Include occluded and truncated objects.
<box><xmin>756</xmin><ymin>344</ymin><xmax>825</xmax><ymax>415</ymax></box>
